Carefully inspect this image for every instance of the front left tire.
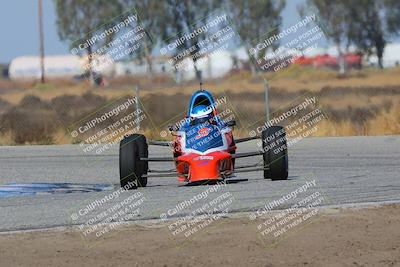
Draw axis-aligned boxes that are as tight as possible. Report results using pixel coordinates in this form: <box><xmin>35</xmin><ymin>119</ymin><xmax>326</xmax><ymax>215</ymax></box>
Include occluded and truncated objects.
<box><xmin>261</xmin><ymin>126</ymin><xmax>288</xmax><ymax>181</ymax></box>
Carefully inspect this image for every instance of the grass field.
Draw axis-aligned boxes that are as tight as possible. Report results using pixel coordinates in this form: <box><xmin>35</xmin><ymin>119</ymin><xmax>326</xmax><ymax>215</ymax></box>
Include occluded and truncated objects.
<box><xmin>0</xmin><ymin>66</ymin><xmax>399</xmax><ymax>145</ymax></box>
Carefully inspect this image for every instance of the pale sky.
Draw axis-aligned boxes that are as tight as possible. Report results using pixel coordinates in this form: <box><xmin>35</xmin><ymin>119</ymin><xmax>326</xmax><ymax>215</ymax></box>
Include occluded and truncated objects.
<box><xmin>0</xmin><ymin>0</ymin><xmax>306</xmax><ymax>63</ymax></box>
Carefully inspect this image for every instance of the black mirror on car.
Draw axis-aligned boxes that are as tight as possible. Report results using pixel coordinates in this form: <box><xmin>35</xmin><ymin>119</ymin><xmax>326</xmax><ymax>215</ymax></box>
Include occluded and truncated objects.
<box><xmin>226</xmin><ymin>120</ymin><xmax>236</xmax><ymax>127</ymax></box>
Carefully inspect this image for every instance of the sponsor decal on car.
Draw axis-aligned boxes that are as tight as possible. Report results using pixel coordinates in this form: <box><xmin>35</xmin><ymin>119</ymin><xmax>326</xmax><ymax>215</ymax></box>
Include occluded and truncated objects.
<box><xmin>193</xmin><ymin>155</ymin><xmax>214</xmax><ymax>161</ymax></box>
<box><xmin>195</xmin><ymin>127</ymin><xmax>210</xmax><ymax>140</ymax></box>
<box><xmin>197</xmin><ymin>161</ymin><xmax>210</xmax><ymax>166</ymax></box>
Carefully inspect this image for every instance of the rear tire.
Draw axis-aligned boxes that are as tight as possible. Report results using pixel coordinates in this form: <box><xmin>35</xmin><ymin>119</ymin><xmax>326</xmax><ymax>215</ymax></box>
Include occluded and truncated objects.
<box><xmin>261</xmin><ymin>126</ymin><xmax>288</xmax><ymax>180</ymax></box>
<box><xmin>119</xmin><ymin>134</ymin><xmax>148</xmax><ymax>189</ymax></box>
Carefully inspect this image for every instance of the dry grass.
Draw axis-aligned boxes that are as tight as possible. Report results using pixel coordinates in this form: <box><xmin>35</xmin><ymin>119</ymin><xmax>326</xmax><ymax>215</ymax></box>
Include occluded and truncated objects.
<box><xmin>2</xmin><ymin>66</ymin><xmax>399</xmax><ymax>100</ymax></box>
<box><xmin>314</xmin><ymin>120</ymin><xmax>358</xmax><ymax>137</ymax></box>
<box><xmin>0</xmin><ymin>131</ymin><xmax>14</xmax><ymax>146</ymax></box>
<box><xmin>265</xmin><ymin>65</ymin><xmax>400</xmax><ymax>92</ymax></box>
<box><xmin>0</xmin><ymin>67</ymin><xmax>399</xmax><ymax>144</ymax></box>
<box><xmin>365</xmin><ymin>103</ymin><xmax>400</xmax><ymax>135</ymax></box>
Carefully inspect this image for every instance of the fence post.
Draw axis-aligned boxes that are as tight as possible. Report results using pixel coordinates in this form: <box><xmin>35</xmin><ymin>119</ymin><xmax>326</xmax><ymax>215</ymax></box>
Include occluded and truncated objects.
<box><xmin>264</xmin><ymin>79</ymin><xmax>270</xmax><ymax>122</ymax></box>
<box><xmin>135</xmin><ymin>85</ymin><xmax>140</xmax><ymax>129</ymax></box>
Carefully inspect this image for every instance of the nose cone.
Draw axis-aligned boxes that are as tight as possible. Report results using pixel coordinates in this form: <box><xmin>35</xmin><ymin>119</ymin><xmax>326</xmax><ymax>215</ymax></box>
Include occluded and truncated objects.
<box><xmin>177</xmin><ymin>151</ymin><xmax>231</xmax><ymax>182</ymax></box>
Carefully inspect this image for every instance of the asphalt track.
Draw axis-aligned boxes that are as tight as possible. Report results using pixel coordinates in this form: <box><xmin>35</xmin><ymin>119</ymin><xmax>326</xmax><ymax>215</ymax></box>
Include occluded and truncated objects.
<box><xmin>0</xmin><ymin>136</ymin><xmax>399</xmax><ymax>232</ymax></box>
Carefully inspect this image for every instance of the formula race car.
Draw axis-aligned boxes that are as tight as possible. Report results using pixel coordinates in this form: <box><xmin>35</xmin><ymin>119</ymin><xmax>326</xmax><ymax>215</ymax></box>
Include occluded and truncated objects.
<box><xmin>119</xmin><ymin>88</ymin><xmax>288</xmax><ymax>189</ymax></box>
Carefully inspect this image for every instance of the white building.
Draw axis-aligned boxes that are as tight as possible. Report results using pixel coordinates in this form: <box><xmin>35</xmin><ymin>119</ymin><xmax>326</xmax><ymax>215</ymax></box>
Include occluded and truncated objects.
<box><xmin>9</xmin><ymin>55</ymin><xmax>82</xmax><ymax>80</ymax></box>
<box><xmin>9</xmin><ymin>54</ymin><xmax>114</xmax><ymax>80</ymax></box>
<box><xmin>367</xmin><ymin>43</ymin><xmax>400</xmax><ymax>68</ymax></box>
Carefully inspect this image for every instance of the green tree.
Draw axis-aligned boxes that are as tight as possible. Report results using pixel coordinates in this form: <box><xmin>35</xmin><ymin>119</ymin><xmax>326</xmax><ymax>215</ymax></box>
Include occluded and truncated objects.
<box><xmin>54</xmin><ymin>0</ymin><xmax>122</xmax><ymax>85</ymax></box>
<box><xmin>157</xmin><ymin>0</ymin><xmax>216</xmax><ymax>82</ymax></box>
<box><xmin>304</xmin><ymin>0</ymin><xmax>399</xmax><ymax>70</ymax></box>
<box><xmin>118</xmin><ymin>0</ymin><xmax>163</xmax><ymax>76</ymax></box>
<box><xmin>301</xmin><ymin>0</ymin><xmax>353</xmax><ymax>74</ymax></box>
<box><xmin>224</xmin><ymin>0</ymin><xmax>285</xmax><ymax>72</ymax></box>
<box><xmin>385</xmin><ymin>0</ymin><xmax>400</xmax><ymax>35</ymax></box>
<box><xmin>348</xmin><ymin>0</ymin><xmax>386</xmax><ymax>68</ymax></box>
<box><xmin>349</xmin><ymin>0</ymin><xmax>400</xmax><ymax>68</ymax></box>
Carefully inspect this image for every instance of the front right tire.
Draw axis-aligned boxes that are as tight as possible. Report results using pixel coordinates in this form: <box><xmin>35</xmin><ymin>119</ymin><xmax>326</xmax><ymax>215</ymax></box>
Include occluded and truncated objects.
<box><xmin>119</xmin><ymin>134</ymin><xmax>148</xmax><ymax>189</ymax></box>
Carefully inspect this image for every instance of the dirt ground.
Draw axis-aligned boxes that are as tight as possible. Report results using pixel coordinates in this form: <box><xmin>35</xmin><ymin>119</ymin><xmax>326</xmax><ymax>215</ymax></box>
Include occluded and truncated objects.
<box><xmin>1</xmin><ymin>204</ymin><xmax>399</xmax><ymax>267</ymax></box>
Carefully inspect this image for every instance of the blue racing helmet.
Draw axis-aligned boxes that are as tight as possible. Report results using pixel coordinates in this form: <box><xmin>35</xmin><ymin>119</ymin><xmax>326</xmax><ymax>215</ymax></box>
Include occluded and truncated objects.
<box><xmin>190</xmin><ymin>105</ymin><xmax>213</xmax><ymax>125</ymax></box>
<box><xmin>190</xmin><ymin>105</ymin><xmax>213</xmax><ymax>119</ymax></box>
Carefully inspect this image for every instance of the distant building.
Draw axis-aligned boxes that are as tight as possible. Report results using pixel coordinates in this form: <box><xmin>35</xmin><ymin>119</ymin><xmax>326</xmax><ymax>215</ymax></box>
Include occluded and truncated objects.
<box><xmin>114</xmin><ymin>49</ymin><xmax>245</xmax><ymax>82</ymax></box>
<box><xmin>367</xmin><ymin>43</ymin><xmax>400</xmax><ymax>68</ymax></box>
<box><xmin>8</xmin><ymin>55</ymin><xmax>117</xmax><ymax>80</ymax></box>
<box><xmin>9</xmin><ymin>55</ymin><xmax>82</xmax><ymax>80</ymax></box>
<box><xmin>10</xmin><ymin>43</ymin><xmax>399</xmax><ymax>81</ymax></box>
<box><xmin>114</xmin><ymin>57</ymin><xmax>171</xmax><ymax>76</ymax></box>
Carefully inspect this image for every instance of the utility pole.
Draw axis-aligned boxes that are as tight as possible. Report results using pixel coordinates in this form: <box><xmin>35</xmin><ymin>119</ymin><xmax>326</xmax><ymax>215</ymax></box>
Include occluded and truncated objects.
<box><xmin>38</xmin><ymin>0</ymin><xmax>45</xmax><ymax>83</ymax></box>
